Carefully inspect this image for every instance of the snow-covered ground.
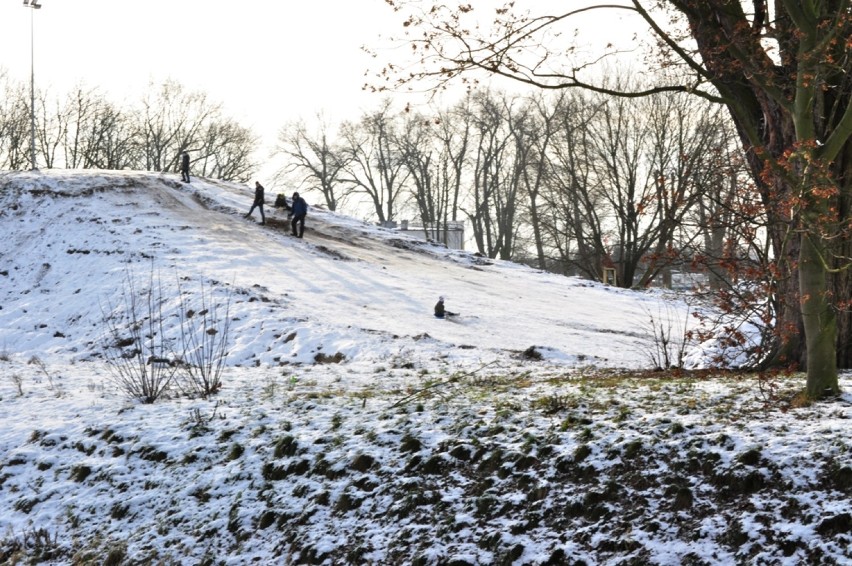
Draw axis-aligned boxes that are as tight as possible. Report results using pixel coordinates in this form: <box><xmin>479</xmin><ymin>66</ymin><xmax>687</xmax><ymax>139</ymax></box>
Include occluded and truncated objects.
<box><xmin>0</xmin><ymin>170</ymin><xmax>849</xmax><ymax>565</ymax></box>
<box><xmin>0</xmin><ymin>170</ymin><xmax>669</xmax><ymax>370</ymax></box>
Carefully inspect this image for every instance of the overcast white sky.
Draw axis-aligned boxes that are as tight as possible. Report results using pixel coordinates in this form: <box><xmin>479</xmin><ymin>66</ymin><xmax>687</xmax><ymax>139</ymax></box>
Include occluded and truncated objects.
<box><xmin>0</xmin><ymin>0</ymin><xmax>408</xmax><ymax>144</ymax></box>
<box><xmin>0</xmin><ymin>0</ymin><xmax>646</xmax><ymax>167</ymax></box>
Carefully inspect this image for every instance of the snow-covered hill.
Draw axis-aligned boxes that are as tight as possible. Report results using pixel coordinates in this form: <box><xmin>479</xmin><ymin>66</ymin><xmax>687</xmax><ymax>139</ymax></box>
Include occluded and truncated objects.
<box><xmin>1</xmin><ymin>171</ymin><xmax>849</xmax><ymax>566</ymax></box>
<box><xmin>0</xmin><ymin>169</ymin><xmax>669</xmax><ymax>370</ymax></box>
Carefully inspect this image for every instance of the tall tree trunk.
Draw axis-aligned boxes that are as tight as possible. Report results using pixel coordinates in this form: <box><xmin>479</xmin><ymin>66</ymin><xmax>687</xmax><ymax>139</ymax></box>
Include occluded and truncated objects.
<box><xmin>831</xmin><ymin>147</ymin><xmax>852</xmax><ymax>369</ymax></box>
<box><xmin>799</xmin><ymin>231</ymin><xmax>839</xmax><ymax>396</ymax></box>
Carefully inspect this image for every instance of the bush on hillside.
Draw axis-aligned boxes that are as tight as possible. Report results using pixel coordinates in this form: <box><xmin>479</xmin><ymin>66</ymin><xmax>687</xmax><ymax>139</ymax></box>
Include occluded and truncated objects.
<box><xmin>100</xmin><ymin>266</ymin><xmax>177</xmax><ymax>403</ymax></box>
<box><xmin>100</xmin><ymin>266</ymin><xmax>231</xmax><ymax>402</ymax></box>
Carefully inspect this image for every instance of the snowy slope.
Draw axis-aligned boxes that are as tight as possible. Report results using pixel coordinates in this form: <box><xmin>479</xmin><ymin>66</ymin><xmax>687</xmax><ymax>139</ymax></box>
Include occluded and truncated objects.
<box><xmin>0</xmin><ymin>169</ymin><xmax>670</xmax><ymax>371</ymax></box>
<box><xmin>0</xmin><ymin>171</ymin><xmax>850</xmax><ymax>566</ymax></box>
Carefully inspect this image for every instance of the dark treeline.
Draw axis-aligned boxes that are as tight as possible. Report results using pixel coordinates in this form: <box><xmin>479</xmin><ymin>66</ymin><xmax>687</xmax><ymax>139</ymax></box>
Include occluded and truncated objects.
<box><xmin>0</xmin><ymin>74</ymin><xmax>257</xmax><ymax>182</ymax></box>
<box><xmin>1</xmin><ymin>70</ymin><xmax>762</xmax><ymax>293</ymax></box>
<box><xmin>276</xmin><ymin>81</ymin><xmax>762</xmax><ymax>290</ymax></box>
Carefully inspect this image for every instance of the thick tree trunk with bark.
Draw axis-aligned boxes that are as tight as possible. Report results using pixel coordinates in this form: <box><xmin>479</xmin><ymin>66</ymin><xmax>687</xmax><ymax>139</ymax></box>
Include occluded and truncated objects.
<box><xmin>800</xmin><ymin>232</ymin><xmax>839</xmax><ymax>396</ymax></box>
<box><xmin>674</xmin><ymin>1</ymin><xmax>847</xmax><ymax>396</ymax></box>
<box><xmin>386</xmin><ymin>0</ymin><xmax>852</xmax><ymax>397</ymax></box>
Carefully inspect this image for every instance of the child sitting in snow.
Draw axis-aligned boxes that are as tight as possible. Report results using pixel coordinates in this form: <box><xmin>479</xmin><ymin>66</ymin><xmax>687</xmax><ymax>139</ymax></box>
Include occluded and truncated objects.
<box><xmin>434</xmin><ymin>296</ymin><xmax>457</xmax><ymax>318</ymax></box>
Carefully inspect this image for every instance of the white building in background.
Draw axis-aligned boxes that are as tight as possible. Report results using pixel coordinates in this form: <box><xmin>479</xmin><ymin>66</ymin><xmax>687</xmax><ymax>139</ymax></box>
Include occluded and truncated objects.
<box><xmin>385</xmin><ymin>220</ymin><xmax>466</xmax><ymax>250</ymax></box>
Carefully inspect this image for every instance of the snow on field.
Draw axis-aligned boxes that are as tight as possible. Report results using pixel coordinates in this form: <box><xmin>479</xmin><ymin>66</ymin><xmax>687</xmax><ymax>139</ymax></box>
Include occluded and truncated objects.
<box><xmin>0</xmin><ymin>170</ymin><xmax>849</xmax><ymax>565</ymax></box>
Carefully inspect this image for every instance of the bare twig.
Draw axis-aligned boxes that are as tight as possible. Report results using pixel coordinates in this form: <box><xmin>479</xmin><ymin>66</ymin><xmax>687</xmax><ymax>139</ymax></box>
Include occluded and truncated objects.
<box><xmin>174</xmin><ymin>277</ymin><xmax>232</xmax><ymax>398</ymax></box>
<box><xmin>100</xmin><ymin>264</ymin><xmax>177</xmax><ymax>403</ymax></box>
<box><xmin>391</xmin><ymin>361</ymin><xmax>499</xmax><ymax>408</ymax></box>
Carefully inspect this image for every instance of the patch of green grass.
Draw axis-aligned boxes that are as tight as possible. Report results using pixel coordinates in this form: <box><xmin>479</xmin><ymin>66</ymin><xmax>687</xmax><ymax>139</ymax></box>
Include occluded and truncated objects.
<box><xmin>258</xmin><ymin>510</ymin><xmax>277</xmax><ymax>529</ymax></box>
<box><xmin>574</xmin><ymin>444</ymin><xmax>592</xmax><ymax>462</ymax></box>
<box><xmin>110</xmin><ymin>502</ymin><xmax>130</xmax><ymax>520</ymax></box>
<box><xmin>190</xmin><ymin>487</ymin><xmax>211</xmax><ymax>503</ymax></box>
<box><xmin>28</xmin><ymin>429</ymin><xmax>47</xmax><ymax>443</ymax></box>
<box><xmin>273</xmin><ymin>435</ymin><xmax>298</xmax><ymax>458</ymax></box>
<box><xmin>737</xmin><ymin>447</ymin><xmax>762</xmax><ymax>466</ymax></box>
<box><xmin>559</xmin><ymin>413</ymin><xmax>593</xmax><ymax>431</ymax></box>
<box><xmin>71</xmin><ymin>464</ymin><xmax>92</xmax><ymax>482</ymax></box>
<box><xmin>670</xmin><ymin>421</ymin><xmax>686</xmax><ymax>435</ymax></box>
<box><xmin>623</xmin><ymin>439</ymin><xmax>643</xmax><ymax>459</ymax></box>
<box><xmin>218</xmin><ymin>429</ymin><xmax>238</xmax><ymax>442</ymax></box>
<box><xmin>613</xmin><ymin>406</ymin><xmax>632</xmax><ymax>423</ymax></box>
<box><xmin>227</xmin><ymin>443</ymin><xmax>245</xmax><ymax>461</ymax></box>
<box><xmin>330</xmin><ymin>413</ymin><xmax>344</xmax><ymax>431</ymax></box>
<box><xmin>532</xmin><ymin>393</ymin><xmax>579</xmax><ymax>414</ymax></box>
<box><xmin>103</xmin><ymin>544</ymin><xmax>127</xmax><ymax>566</ymax></box>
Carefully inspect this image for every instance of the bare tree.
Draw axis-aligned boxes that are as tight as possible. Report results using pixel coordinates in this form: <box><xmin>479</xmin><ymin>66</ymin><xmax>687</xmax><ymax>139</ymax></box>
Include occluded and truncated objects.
<box><xmin>397</xmin><ymin>97</ymin><xmax>474</xmax><ymax>244</ymax></box>
<box><xmin>134</xmin><ymin>79</ymin><xmax>221</xmax><ymax>173</ymax></box>
<box><xmin>193</xmin><ymin>118</ymin><xmax>258</xmax><ymax>183</ymax></box>
<box><xmin>546</xmin><ymin>84</ymin><xmax>724</xmax><ymax>288</ymax></box>
<box><xmin>538</xmin><ymin>90</ymin><xmax>606</xmax><ymax>278</ymax></box>
<box><xmin>275</xmin><ymin>116</ymin><xmax>352</xmax><ymax>211</ymax></box>
<box><xmin>676</xmin><ymin>114</ymin><xmax>754</xmax><ymax>290</ymax></box>
<box><xmin>2</xmin><ymin>78</ymin><xmax>257</xmax><ymax>180</ymax></box>
<box><xmin>62</xmin><ymin>86</ymin><xmax>138</xmax><ymax>170</ymax></box>
<box><xmin>34</xmin><ymin>89</ymin><xmax>65</xmax><ymax>169</ymax></box>
<box><xmin>394</xmin><ymin>106</ymin><xmax>466</xmax><ymax>244</ymax></box>
<box><xmin>128</xmin><ymin>80</ymin><xmax>257</xmax><ymax>181</ymax></box>
<box><xmin>433</xmin><ymin>98</ymin><xmax>472</xmax><ymax>225</ymax></box>
<box><xmin>0</xmin><ymin>75</ymin><xmax>31</xmax><ymax>171</ymax></box>
<box><xmin>511</xmin><ymin>92</ymin><xmax>559</xmax><ymax>269</ymax></box>
<box><xmin>463</xmin><ymin>90</ymin><xmax>523</xmax><ymax>259</ymax></box>
<box><xmin>632</xmin><ymin>89</ymin><xmax>727</xmax><ymax>288</ymax></box>
<box><xmin>339</xmin><ymin>100</ymin><xmax>409</xmax><ymax>223</ymax></box>
<box><xmin>63</xmin><ymin>86</ymin><xmax>101</xmax><ymax>169</ymax></box>
<box><xmin>396</xmin><ymin>111</ymin><xmax>440</xmax><ymax>227</ymax></box>
<box><xmin>381</xmin><ymin>0</ymin><xmax>852</xmax><ymax>397</ymax></box>
<box><xmin>85</xmin><ymin>100</ymin><xmax>139</xmax><ymax>170</ymax></box>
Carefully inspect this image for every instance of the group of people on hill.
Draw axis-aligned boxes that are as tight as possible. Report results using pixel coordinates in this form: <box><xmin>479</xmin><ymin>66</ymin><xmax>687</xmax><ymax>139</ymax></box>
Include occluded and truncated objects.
<box><xmin>178</xmin><ymin>150</ymin><xmax>308</xmax><ymax>237</ymax></box>
<box><xmin>181</xmin><ymin>150</ymin><xmax>456</xmax><ymax>316</ymax></box>
<box><xmin>244</xmin><ymin>181</ymin><xmax>308</xmax><ymax>238</ymax></box>
<box><xmin>247</xmin><ymin>177</ymin><xmax>455</xmax><ymax>318</ymax></box>
<box><xmin>248</xmin><ymin>176</ymin><xmax>454</xmax><ymax>316</ymax></box>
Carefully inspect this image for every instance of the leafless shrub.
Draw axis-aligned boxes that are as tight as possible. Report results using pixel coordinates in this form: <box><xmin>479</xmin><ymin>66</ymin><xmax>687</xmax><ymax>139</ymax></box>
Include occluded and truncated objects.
<box><xmin>641</xmin><ymin>298</ymin><xmax>693</xmax><ymax>370</ymax></box>
<box><xmin>0</xmin><ymin>526</ymin><xmax>61</xmax><ymax>563</ymax></box>
<box><xmin>100</xmin><ymin>266</ymin><xmax>177</xmax><ymax>403</ymax></box>
<box><xmin>174</xmin><ymin>278</ymin><xmax>231</xmax><ymax>397</ymax></box>
<box><xmin>10</xmin><ymin>373</ymin><xmax>23</xmax><ymax>396</ymax></box>
<box><xmin>27</xmin><ymin>355</ymin><xmax>61</xmax><ymax>395</ymax></box>
<box><xmin>185</xmin><ymin>401</ymin><xmax>220</xmax><ymax>437</ymax></box>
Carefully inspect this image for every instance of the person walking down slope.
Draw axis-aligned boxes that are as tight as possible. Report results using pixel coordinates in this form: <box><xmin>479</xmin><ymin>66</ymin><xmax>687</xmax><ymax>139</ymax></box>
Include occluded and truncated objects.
<box><xmin>180</xmin><ymin>151</ymin><xmax>191</xmax><ymax>183</ymax></box>
<box><xmin>290</xmin><ymin>192</ymin><xmax>308</xmax><ymax>238</ymax></box>
<box><xmin>434</xmin><ymin>296</ymin><xmax>458</xmax><ymax>319</ymax></box>
<box><xmin>245</xmin><ymin>181</ymin><xmax>266</xmax><ymax>224</ymax></box>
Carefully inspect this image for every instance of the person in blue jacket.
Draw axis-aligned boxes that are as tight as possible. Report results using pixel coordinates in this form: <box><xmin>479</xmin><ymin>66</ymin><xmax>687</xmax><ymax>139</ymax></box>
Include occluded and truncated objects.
<box><xmin>290</xmin><ymin>192</ymin><xmax>308</xmax><ymax>238</ymax></box>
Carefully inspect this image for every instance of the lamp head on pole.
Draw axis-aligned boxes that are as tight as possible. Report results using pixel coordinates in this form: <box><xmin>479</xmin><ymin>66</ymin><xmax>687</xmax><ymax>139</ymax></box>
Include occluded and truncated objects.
<box><xmin>23</xmin><ymin>0</ymin><xmax>42</xmax><ymax>8</ymax></box>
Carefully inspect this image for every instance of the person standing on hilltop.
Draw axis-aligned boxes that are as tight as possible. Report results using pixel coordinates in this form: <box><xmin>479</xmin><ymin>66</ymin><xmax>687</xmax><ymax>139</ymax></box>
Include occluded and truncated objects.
<box><xmin>290</xmin><ymin>192</ymin><xmax>308</xmax><ymax>238</ymax></box>
<box><xmin>245</xmin><ymin>181</ymin><xmax>266</xmax><ymax>225</ymax></box>
<box><xmin>180</xmin><ymin>151</ymin><xmax>191</xmax><ymax>183</ymax></box>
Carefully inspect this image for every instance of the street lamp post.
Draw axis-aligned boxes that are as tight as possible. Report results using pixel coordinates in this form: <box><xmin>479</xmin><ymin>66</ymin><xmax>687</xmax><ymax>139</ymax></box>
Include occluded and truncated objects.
<box><xmin>23</xmin><ymin>0</ymin><xmax>41</xmax><ymax>171</ymax></box>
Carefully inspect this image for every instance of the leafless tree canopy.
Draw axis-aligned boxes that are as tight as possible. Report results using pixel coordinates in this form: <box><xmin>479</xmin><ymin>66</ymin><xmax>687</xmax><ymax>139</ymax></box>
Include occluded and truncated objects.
<box><xmin>376</xmin><ymin>0</ymin><xmax>852</xmax><ymax>397</ymax></box>
<box><xmin>274</xmin><ymin>115</ymin><xmax>353</xmax><ymax>212</ymax></box>
<box><xmin>0</xmin><ymin>77</ymin><xmax>258</xmax><ymax>182</ymax></box>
